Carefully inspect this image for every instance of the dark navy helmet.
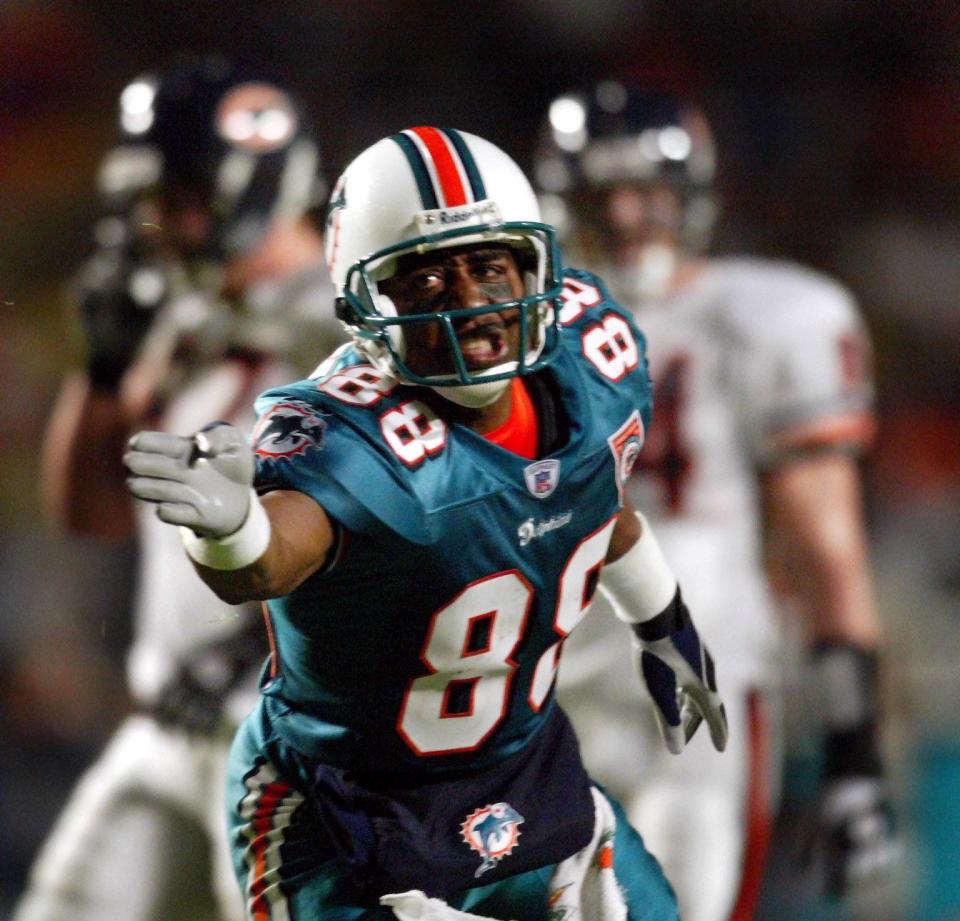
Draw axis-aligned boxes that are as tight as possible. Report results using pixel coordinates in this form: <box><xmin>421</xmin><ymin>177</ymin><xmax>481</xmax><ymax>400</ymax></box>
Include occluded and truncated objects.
<box><xmin>534</xmin><ymin>82</ymin><xmax>718</xmax><ymax>300</ymax></box>
<box><xmin>96</xmin><ymin>53</ymin><xmax>324</xmax><ymax>262</ymax></box>
<box><xmin>535</xmin><ymin>83</ymin><xmax>716</xmax><ymax>195</ymax></box>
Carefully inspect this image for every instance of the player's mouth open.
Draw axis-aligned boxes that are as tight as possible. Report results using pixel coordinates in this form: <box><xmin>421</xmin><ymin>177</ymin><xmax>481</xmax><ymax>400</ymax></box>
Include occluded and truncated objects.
<box><xmin>456</xmin><ymin>316</ymin><xmax>512</xmax><ymax>366</ymax></box>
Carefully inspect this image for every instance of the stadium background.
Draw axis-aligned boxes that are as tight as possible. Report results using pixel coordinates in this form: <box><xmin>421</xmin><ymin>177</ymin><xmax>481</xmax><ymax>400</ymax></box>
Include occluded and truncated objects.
<box><xmin>1</xmin><ymin>2</ymin><xmax>958</xmax><ymax>919</ymax></box>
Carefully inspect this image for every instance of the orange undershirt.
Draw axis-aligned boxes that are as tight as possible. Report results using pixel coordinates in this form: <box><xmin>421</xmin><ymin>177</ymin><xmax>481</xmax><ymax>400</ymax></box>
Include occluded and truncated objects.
<box><xmin>482</xmin><ymin>378</ymin><xmax>539</xmax><ymax>459</ymax></box>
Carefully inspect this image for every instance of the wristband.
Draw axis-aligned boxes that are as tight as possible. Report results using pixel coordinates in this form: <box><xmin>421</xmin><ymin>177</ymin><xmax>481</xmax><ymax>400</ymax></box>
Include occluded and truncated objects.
<box><xmin>632</xmin><ymin>588</ymin><xmax>691</xmax><ymax>642</ymax></box>
<box><xmin>813</xmin><ymin>642</ymin><xmax>883</xmax><ymax>778</ymax></box>
<box><xmin>180</xmin><ymin>489</ymin><xmax>271</xmax><ymax>570</ymax></box>
<box><xmin>812</xmin><ymin>642</ymin><xmax>879</xmax><ymax>729</ymax></box>
<box><xmin>598</xmin><ymin>511</ymin><xmax>678</xmax><ymax>625</ymax></box>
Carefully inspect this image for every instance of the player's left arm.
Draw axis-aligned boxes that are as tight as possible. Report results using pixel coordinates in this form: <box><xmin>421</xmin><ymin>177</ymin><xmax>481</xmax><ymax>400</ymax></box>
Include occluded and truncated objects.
<box><xmin>591</xmin><ymin>290</ymin><xmax>726</xmax><ymax>754</ymax></box>
<box><xmin>763</xmin><ymin>451</ymin><xmax>878</xmax><ymax>646</ymax></box>
<box><xmin>763</xmin><ymin>449</ymin><xmax>899</xmax><ymax>896</ymax></box>
<box><xmin>745</xmin><ymin>272</ymin><xmax>899</xmax><ymax>896</ymax></box>
<box><xmin>601</xmin><ymin>497</ymin><xmax>728</xmax><ymax>755</ymax></box>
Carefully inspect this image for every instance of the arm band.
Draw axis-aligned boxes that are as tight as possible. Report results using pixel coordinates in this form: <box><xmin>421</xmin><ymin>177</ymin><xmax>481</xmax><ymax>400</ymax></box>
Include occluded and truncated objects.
<box><xmin>597</xmin><ymin>511</ymin><xmax>678</xmax><ymax>625</ymax></box>
<box><xmin>180</xmin><ymin>489</ymin><xmax>271</xmax><ymax>571</ymax></box>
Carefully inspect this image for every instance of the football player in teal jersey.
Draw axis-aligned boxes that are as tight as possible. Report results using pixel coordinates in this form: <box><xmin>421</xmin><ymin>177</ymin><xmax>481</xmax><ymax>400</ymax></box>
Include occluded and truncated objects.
<box><xmin>124</xmin><ymin>127</ymin><xmax>728</xmax><ymax>921</ymax></box>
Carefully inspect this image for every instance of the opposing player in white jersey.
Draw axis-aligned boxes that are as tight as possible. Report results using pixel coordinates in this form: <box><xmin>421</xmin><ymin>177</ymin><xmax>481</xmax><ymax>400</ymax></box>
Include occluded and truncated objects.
<box><xmin>15</xmin><ymin>55</ymin><xmax>346</xmax><ymax>921</ymax></box>
<box><xmin>535</xmin><ymin>84</ymin><xmax>898</xmax><ymax>921</ymax></box>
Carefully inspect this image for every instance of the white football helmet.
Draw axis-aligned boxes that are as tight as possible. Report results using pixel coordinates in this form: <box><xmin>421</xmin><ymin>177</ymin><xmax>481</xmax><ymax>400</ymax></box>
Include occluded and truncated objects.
<box><xmin>325</xmin><ymin>127</ymin><xmax>563</xmax><ymax>406</ymax></box>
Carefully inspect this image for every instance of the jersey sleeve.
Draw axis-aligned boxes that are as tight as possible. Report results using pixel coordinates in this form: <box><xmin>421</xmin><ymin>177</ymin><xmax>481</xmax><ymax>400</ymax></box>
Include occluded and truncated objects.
<box><xmin>250</xmin><ymin>382</ymin><xmax>436</xmax><ymax>545</ymax></box>
<box><xmin>726</xmin><ymin>267</ymin><xmax>876</xmax><ymax>466</ymax></box>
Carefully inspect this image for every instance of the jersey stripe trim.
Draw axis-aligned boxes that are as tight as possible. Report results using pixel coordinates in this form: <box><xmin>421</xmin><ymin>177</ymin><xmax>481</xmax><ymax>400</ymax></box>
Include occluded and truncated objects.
<box><xmin>764</xmin><ymin>410</ymin><xmax>877</xmax><ymax>460</ymax></box>
<box><xmin>442</xmin><ymin>128</ymin><xmax>486</xmax><ymax>200</ymax></box>
<box><xmin>728</xmin><ymin>691</ymin><xmax>774</xmax><ymax>921</ymax></box>
<box><xmin>390</xmin><ymin>132</ymin><xmax>439</xmax><ymax>210</ymax></box>
<box><xmin>261</xmin><ymin>602</ymin><xmax>280</xmax><ymax>680</ymax></box>
<box><xmin>239</xmin><ymin>760</ymin><xmax>301</xmax><ymax>921</ymax></box>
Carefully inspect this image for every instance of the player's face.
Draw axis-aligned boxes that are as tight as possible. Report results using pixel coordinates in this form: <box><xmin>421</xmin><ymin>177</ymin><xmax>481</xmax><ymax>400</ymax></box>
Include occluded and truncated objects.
<box><xmin>380</xmin><ymin>243</ymin><xmax>527</xmax><ymax>378</ymax></box>
<box><xmin>565</xmin><ymin>180</ymin><xmax>685</xmax><ymax>302</ymax></box>
<box><xmin>589</xmin><ymin>181</ymin><xmax>682</xmax><ymax>263</ymax></box>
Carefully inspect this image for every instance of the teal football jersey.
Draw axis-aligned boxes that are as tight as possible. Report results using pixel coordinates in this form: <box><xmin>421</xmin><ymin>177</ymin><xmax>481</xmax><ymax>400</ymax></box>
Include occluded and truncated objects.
<box><xmin>250</xmin><ymin>268</ymin><xmax>651</xmax><ymax>777</ymax></box>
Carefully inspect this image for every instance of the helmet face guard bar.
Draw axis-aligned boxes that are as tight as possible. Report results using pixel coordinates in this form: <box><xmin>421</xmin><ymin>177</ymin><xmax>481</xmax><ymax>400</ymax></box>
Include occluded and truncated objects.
<box><xmin>342</xmin><ymin>220</ymin><xmax>565</xmax><ymax>387</ymax></box>
<box><xmin>357</xmin><ymin>295</ymin><xmax>562</xmax><ymax>387</ymax></box>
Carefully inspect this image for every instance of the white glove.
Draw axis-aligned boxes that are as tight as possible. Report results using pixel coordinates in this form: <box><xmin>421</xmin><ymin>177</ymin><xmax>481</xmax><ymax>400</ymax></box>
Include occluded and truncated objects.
<box><xmin>380</xmin><ymin>890</ymin><xmax>509</xmax><ymax>921</ymax></box>
<box><xmin>124</xmin><ymin>422</ymin><xmax>254</xmax><ymax>538</ymax></box>
<box><xmin>633</xmin><ymin>589</ymin><xmax>728</xmax><ymax>755</ymax></box>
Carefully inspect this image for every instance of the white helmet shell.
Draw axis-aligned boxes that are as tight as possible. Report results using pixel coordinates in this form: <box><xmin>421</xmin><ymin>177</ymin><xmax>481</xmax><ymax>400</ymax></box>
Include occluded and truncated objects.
<box><xmin>327</xmin><ymin>128</ymin><xmax>543</xmax><ymax>291</ymax></box>
<box><xmin>324</xmin><ymin>127</ymin><xmax>563</xmax><ymax>395</ymax></box>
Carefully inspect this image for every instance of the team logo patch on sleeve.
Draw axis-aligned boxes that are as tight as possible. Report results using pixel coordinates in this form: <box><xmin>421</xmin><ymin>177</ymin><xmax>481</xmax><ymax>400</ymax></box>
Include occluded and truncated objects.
<box><xmin>253</xmin><ymin>401</ymin><xmax>327</xmax><ymax>459</ymax></box>
<box><xmin>607</xmin><ymin>410</ymin><xmax>644</xmax><ymax>505</ymax></box>
<box><xmin>460</xmin><ymin>802</ymin><xmax>524</xmax><ymax>878</ymax></box>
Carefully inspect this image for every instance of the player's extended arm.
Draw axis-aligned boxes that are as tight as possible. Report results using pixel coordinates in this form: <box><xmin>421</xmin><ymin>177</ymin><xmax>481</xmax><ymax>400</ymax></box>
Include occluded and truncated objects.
<box><xmin>763</xmin><ymin>451</ymin><xmax>898</xmax><ymax>896</ymax></box>
<box><xmin>42</xmin><ymin>375</ymin><xmax>141</xmax><ymax>539</ymax></box>
<box><xmin>41</xmin><ymin>243</ymin><xmax>168</xmax><ymax>539</ymax></box>
<box><xmin>124</xmin><ymin>423</ymin><xmax>336</xmax><ymax>604</ymax></box>
<box><xmin>601</xmin><ymin>500</ymin><xmax>728</xmax><ymax>755</ymax></box>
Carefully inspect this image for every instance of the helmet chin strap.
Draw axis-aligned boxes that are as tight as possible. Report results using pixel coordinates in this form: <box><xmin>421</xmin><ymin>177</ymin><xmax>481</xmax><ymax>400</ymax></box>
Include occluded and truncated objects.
<box><xmin>431</xmin><ymin>377</ymin><xmax>511</xmax><ymax>408</ymax></box>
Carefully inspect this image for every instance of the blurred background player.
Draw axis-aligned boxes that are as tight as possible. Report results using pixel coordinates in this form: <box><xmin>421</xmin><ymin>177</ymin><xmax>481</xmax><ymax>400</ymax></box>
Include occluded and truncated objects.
<box><xmin>534</xmin><ymin>83</ymin><xmax>899</xmax><ymax>921</ymax></box>
<box><xmin>13</xmin><ymin>53</ymin><xmax>346</xmax><ymax>921</ymax></box>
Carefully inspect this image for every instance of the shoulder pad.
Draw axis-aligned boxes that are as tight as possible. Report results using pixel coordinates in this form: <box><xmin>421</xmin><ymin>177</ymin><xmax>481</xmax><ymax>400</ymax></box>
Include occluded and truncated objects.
<box><xmin>711</xmin><ymin>257</ymin><xmax>861</xmax><ymax>341</ymax></box>
<box><xmin>556</xmin><ymin>267</ymin><xmax>627</xmax><ymax>327</ymax></box>
<box><xmin>554</xmin><ymin>266</ymin><xmax>653</xmax><ymax>430</ymax></box>
<box><xmin>251</xmin><ymin>375</ymin><xmax>436</xmax><ymax>545</ymax></box>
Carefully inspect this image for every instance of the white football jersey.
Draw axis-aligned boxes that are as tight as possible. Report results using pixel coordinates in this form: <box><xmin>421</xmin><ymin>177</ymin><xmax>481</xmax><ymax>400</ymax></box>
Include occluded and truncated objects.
<box><xmin>560</xmin><ymin>255</ymin><xmax>876</xmax><ymax>694</ymax></box>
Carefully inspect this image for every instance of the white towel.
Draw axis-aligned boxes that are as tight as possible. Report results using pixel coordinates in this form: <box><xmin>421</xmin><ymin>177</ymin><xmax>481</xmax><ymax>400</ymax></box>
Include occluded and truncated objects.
<box><xmin>545</xmin><ymin>787</ymin><xmax>629</xmax><ymax>921</ymax></box>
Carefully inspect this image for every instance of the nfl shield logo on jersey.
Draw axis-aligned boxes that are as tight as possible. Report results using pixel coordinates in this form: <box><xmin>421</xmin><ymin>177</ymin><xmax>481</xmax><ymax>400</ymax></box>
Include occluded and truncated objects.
<box><xmin>523</xmin><ymin>459</ymin><xmax>560</xmax><ymax>499</ymax></box>
<box><xmin>460</xmin><ymin>802</ymin><xmax>525</xmax><ymax>878</ymax></box>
